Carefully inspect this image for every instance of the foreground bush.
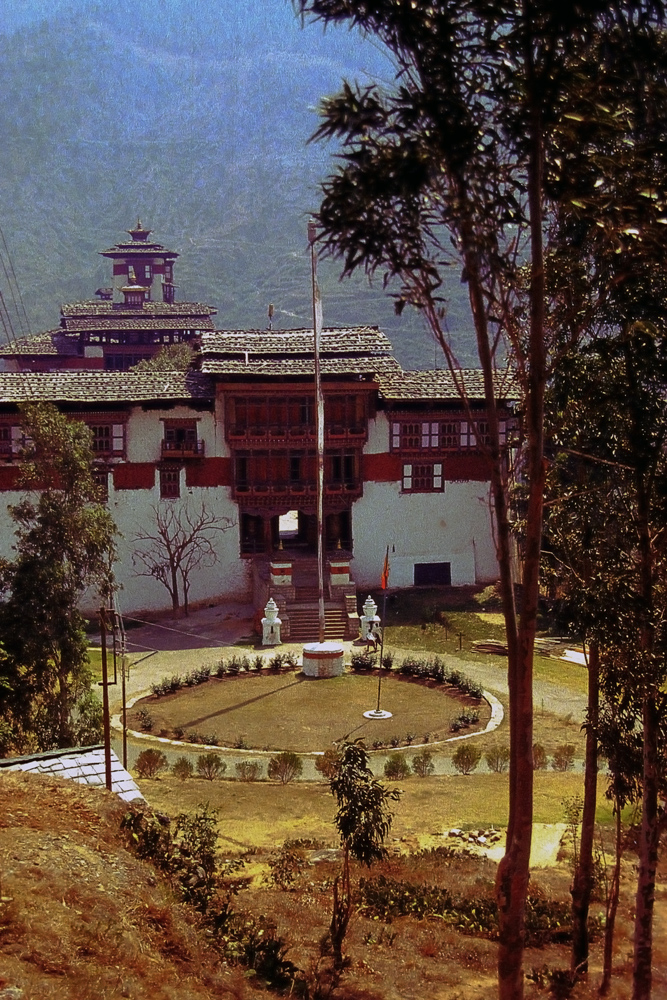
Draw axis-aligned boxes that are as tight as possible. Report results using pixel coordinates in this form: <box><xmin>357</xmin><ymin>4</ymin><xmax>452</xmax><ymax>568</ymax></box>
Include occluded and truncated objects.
<box><xmin>235</xmin><ymin>760</ymin><xmax>261</xmax><ymax>782</ymax></box>
<box><xmin>197</xmin><ymin>753</ymin><xmax>226</xmax><ymax>781</ymax></box>
<box><xmin>452</xmin><ymin>742</ymin><xmax>482</xmax><ymax>775</ymax></box>
<box><xmin>412</xmin><ymin>749</ymin><xmax>435</xmax><ymax>777</ymax></box>
<box><xmin>268</xmin><ymin>751</ymin><xmax>303</xmax><ymax>784</ymax></box>
<box><xmin>384</xmin><ymin>752</ymin><xmax>411</xmax><ymax>779</ymax></box>
<box><xmin>486</xmin><ymin>745</ymin><xmax>510</xmax><ymax>773</ymax></box>
<box><xmin>172</xmin><ymin>755</ymin><xmax>194</xmax><ymax>781</ymax></box>
<box><xmin>552</xmin><ymin>744</ymin><xmax>576</xmax><ymax>772</ymax></box>
<box><xmin>135</xmin><ymin>748</ymin><xmax>168</xmax><ymax>779</ymax></box>
<box><xmin>358</xmin><ymin>874</ymin><xmax>575</xmax><ymax>945</ymax></box>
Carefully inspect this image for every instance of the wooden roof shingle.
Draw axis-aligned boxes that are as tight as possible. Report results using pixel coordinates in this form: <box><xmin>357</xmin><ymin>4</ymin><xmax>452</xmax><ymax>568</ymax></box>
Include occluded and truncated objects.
<box><xmin>0</xmin><ymin>370</ymin><xmax>214</xmax><ymax>404</ymax></box>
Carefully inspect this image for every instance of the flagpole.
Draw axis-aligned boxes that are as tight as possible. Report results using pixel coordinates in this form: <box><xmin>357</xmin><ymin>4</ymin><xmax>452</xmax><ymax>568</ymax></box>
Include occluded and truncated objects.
<box><xmin>308</xmin><ymin>220</ymin><xmax>326</xmax><ymax>645</ymax></box>
<box><xmin>364</xmin><ymin>544</ymin><xmax>392</xmax><ymax>720</ymax></box>
<box><xmin>376</xmin><ymin>581</ymin><xmax>388</xmax><ymax>712</ymax></box>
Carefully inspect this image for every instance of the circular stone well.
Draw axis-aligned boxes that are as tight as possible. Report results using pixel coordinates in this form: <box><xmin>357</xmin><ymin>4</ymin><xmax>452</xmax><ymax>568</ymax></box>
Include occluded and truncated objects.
<box><xmin>302</xmin><ymin>641</ymin><xmax>345</xmax><ymax>678</ymax></box>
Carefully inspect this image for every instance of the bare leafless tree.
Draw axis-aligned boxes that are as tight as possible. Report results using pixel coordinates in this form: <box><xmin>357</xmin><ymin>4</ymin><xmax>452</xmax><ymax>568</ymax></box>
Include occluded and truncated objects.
<box><xmin>132</xmin><ymin>503</ymin><xmax>234</xmax><ymax>616</ymax></box>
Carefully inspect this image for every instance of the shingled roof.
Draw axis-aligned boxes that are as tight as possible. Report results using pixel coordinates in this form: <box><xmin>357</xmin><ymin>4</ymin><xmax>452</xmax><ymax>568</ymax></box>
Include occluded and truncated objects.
<box><xmin>0</xmin><ymin>370</ymin><xmax>214</xmax><ymax>403</ymax></box>
<box><xmin>375</xmin><ymin>368</ymin><xmax>518</xmax><ymax>401</ymax></box>
<box><xmin>0</xmin><ymin>331</ymin><xmax>79</xmax><ymax>357</ymax></box>
<box><xmin>201</xmin><ymin>326</ymin><xmax>393</xmax><ymax>355</ymax></box>
<box><xmin>0</xmin><ymin>745</ymin><xmax>144</xmax><ymax>804</ymax></box>
<box><xmin>62</xmin><ymin>299</ymin><xmax>216</xmax><ymax>319</ymax></box>
<box><xmin>62</xmin><ymin>316</ymin><xmax>214</xmax><ymax>334</ymax></box>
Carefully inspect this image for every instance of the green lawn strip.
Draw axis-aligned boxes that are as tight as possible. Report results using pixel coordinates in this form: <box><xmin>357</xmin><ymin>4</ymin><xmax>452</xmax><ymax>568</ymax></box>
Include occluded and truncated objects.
<box><xmin>138</xmin><ymin>771</ymin><xmax>612</xmax><ymax>851</ymax></box>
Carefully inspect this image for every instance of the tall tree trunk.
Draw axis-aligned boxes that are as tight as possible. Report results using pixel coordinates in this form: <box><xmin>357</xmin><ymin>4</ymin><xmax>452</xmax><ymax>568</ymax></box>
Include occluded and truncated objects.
<box><xmin>632</xmin><ymin>690</ymin><xmax>660</xmax><ymax>1000</ymax></box>
<box><xmin>496</xmin><ymin>77</ymin><xmax>546</xmax><ymax>1000</ymax></box>
<box><xmin>330</xmin><ymin>847</ymin><xmax>351</xmax><ymax>973</ymax></box>
<box><xmin>601</xmin><ymin>799</ymin><xmax>623</xmax><ymax>995</ymax></box>
<box><xmin>571</xmin><ymin>640</ymin><xmax>599</xmax><ymax>976</ymax></box>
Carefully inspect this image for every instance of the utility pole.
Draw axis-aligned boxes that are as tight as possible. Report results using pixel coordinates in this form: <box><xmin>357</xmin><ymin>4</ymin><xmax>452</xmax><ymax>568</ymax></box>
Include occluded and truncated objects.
<box><xmin>99</xmin><ymin>606</ymin><xmax>112</xmax><ymax>791</ymax></box>
<box><xmin>309</xmin><ymin>219</ymin><xmax>326</xmax><ymax>644</ymax></box>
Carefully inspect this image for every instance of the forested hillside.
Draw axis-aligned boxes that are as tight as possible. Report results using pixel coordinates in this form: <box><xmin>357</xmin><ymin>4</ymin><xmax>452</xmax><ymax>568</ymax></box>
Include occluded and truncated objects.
<box><xmin>0</xmin><ymin>0</ymin><xmax>474</xmax><ymax>369</ymax></box>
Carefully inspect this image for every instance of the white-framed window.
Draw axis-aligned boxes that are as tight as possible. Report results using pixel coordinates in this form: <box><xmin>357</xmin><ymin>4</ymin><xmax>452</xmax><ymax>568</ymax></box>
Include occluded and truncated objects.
<box><xmin>402</xmin><ymin>462</ymin><xmax>444</xmax><ymax>493</ymax></box>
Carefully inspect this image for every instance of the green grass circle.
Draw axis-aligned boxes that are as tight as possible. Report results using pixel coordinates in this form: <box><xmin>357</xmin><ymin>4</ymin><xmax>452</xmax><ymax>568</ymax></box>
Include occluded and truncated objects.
<box><xmin>131</xmin><ymin>671</ymin><xmax>489</xmax><ymax>753</ymax></box>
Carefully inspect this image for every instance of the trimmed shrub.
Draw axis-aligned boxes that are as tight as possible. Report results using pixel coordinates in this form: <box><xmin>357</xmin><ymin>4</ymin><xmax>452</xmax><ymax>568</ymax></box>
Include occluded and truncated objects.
<box><xmin>236</xmin><ymin>760</ymin><xmax>261</xmax><ymax>782</ymax></box>
<box><xmin>486</xmin><ymin>746</ymin><xmax>510</xmax><ymax>773</ymax></box>
<box><xmin>350</xmin><ymin>650</ymin><xmax>376</xmax><ymax>671</ymax></box>
<box><xmin>552</xmin><ymin>744</ymin><xmax>576</xmax><ymax>772</ymax></box>
<box><xmin>452</xmin><ymin>742</ymin><xmax>482</xmax><ymax>775</ymax></box>
<box><xmin>532</xmin><ymin>743</ymin><xmax>548</xmax><ymax>770</ymax></box>
<box><xmin>197</xmin><ymin>753</ymin><xmax>226</xmax><ymax>781</ymax></box>
<box><xmin>450</xmin><ymin>709</ymin><xmax>480</xmax><ymax>733</ymax></box>
<box><xmin>314</xmin><ymin>748</ymin><xmax>341</xmax><ymax>780</ymax></box>
<box><xmin>135</xmin><ymin>748</ymin><xmax>168</xmax><ymax>779</ymax></box>
<box><xmin>268</xmin><ymin>751</ymin><xmax>303</xmax><ymax>784</ymax></box>
<box><xmin>137</xmin><ymin>708</ymin><xmax>153</xmax><ymax>732</ymax></box>
<box><xmin>412</xmin><ymin>750</ymin><xmax>435</xmax><ymax>777</ymax></box>
<box><xmin>384</xmin><ymin>752</ymin><xmax>411</xmax><ymax>779</ymax></box>
<box><xmin>172</xmin><ymin>755</ymin><xmax>194</xmax><ymax>781</ymax></box>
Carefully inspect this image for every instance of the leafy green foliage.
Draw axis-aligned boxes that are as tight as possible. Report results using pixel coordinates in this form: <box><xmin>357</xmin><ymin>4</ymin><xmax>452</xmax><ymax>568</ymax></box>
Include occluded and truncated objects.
<box><xmin>552</xmin><ymin>745</ymin><xmax>576</xmax><ymax>773</ymax></box>
<box><xmin>235</xmin><ymin>760</ymin><xmax>261</xmax><ymax>782</ymax></box>
<box><xmin>532</xmin><ymin>744</ymin><xmax>549</xmax><ymax>770</ymax></box>
<box><xmin>0</xmin><ymin>403</ymin><xmax>117</xmax><ymax>751</ymax></box>
<box><xmin>314</xmin><ymin>747</ymin><xmax>341</xmax><ymax>780</ymax></box>
<box><xmin>358</xmin><ymin>875</ymin><xmax>576</xmax><ymax>946</ymax></box>
<box><xmin>131</xmin><ymin>344</ymin><xmax>194</xmax><ymax>371</ymax></box>
<box><xmin>330</xmin><ymin>740</ymin><xmax>401</xmax><ymax>867</ymax></box>
<box><xmin>486</xmin><ymin>746</ymin><xmax>511</xmax><ymax>774</ymax></box>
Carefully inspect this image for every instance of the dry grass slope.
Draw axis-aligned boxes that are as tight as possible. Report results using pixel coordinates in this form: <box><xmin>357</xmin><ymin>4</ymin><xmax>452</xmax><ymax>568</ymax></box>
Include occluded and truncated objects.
<box><xmin>0</xmin><ymin>773</ymin><xmax>245</xmax><ymax>1000</ymax></box>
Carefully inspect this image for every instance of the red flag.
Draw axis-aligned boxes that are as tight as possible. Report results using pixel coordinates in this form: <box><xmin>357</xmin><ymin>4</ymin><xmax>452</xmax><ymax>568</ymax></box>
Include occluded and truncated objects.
<box><xmin>380</xmin><ymin>546</ymin><xmax>390</xmax><ymax>590</ymax></box>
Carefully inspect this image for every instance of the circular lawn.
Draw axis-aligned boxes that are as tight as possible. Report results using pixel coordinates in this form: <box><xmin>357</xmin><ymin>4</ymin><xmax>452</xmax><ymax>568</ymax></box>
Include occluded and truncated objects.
<box><xmin>129</xmin><ymin>671</ymin><xmax>490</xmax><ymax>752</ymax></box>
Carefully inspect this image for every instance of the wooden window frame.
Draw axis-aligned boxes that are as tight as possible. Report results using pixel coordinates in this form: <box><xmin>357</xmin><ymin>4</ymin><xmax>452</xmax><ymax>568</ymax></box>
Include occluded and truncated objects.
<box><xmin>159</xmin><ymin>466</ymin><xmax>181</xmax><ymax>500</ymax></box>
<box><xmin>402</xmin><ymin>462</ymin><xmax>444</xmax><ymax>493</ymax></box>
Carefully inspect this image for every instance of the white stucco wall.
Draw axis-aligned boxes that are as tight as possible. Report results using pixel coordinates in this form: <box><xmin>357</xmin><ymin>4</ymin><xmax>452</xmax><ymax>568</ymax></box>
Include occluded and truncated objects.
<box><xmin>351</xmin><ymin>477</ymin><xmax>497</xmax><ymax>589</ymax></box>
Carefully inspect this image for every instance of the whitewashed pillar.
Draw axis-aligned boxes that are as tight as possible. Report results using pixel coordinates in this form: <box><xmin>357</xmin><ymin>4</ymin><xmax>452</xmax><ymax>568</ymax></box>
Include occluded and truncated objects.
<box><xmin>262</xmin><ymin>597</ymin><xmax>282</xmax><ymax>646</ymax></box>
<box><xmin>359</xmin><ymin>594</ymin><xmax>380</xmax><ymax>641</ymax></box>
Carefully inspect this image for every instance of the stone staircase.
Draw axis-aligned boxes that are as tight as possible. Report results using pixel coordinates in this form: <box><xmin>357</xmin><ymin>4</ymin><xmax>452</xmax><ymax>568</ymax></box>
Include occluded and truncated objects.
<box><xmin>287</xmin><ymin>604</ymin><xmax>348</xmax><ymax>642</ymax></box>
<box><xmin>258</xmin><ymin>554</ymin><xmax>359</xmax><ymax>643</ymax></box>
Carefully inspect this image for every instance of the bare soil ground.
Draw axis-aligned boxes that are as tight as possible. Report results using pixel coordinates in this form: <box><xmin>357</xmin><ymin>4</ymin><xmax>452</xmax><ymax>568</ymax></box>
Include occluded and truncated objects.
<box><xmin>2</xmin><ymin>770</ymin><xmax>665</xmax><ymax>1000</ymax></box>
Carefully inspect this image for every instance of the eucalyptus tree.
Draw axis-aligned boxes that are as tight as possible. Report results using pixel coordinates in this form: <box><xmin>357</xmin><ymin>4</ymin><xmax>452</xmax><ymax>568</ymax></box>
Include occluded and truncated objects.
<box><xmin>0</xmin><ymin>403</ymin><xmax>117</xmax><ymax>750</ymax></box>
<box><xmin>295</xmin><ymin>2</ymin><xmax>662</xmax><ymax>995</ymax></box>
<box><xmin>544</xmin><ymin>25</ymin><xmax>667</xmax><ymax>994</ymax></box>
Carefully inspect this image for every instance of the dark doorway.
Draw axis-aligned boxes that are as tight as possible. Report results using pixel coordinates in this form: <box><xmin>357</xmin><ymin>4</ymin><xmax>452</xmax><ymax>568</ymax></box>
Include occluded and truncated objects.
<box><xmin>414</xmin><ymin>562</ymin><xmax>451</xmax><ymax>586</ymax></box>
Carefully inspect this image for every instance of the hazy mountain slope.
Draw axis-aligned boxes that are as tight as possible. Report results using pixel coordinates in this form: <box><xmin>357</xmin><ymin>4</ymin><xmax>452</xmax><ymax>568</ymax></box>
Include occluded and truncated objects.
<box><xmin>0</xmin><ymin>0</ymin><xmax>475</xmax><ymax>369</ymax></box>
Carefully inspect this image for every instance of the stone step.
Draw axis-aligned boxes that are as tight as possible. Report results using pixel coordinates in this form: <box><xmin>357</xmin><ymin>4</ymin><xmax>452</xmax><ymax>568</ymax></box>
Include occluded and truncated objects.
<box><xmin>287</xmin><ymin>607</ymin><xmax>347</xmax><ymax>642</ymax></box>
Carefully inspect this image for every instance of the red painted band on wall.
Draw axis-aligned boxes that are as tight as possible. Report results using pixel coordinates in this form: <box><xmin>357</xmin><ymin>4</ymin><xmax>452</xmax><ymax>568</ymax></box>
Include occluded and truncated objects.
<box><xmin>362</xmin><ymin>453</ymin><xmax>402</xmax><ymax>482</ymax></box>
<box><xmin>113</xmin><ymin>463</ymin><xmax>156</xmax><ymax>490</ymax></box>
<box><xmin>445</xmin><ymin>454</ymin><xmax>490</xmax><ymax>481</ymax></box>
<box><xmin>0</xmin><ymin>466</ymin><xmax>22</xmax><ymax>491</ymax></box>
<box><xmin>185</xmin><ymin>458</ymin><xmax>232</xmax><ymax>488</ymax></box>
